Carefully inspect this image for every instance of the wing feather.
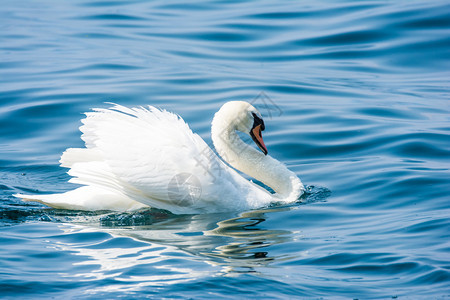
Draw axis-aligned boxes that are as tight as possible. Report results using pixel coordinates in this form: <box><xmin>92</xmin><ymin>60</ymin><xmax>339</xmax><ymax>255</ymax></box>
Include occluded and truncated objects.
<box><xmin>63</xmin><ymin>104</ymin><xmax>241</xmax><ymax>213</ymax></box>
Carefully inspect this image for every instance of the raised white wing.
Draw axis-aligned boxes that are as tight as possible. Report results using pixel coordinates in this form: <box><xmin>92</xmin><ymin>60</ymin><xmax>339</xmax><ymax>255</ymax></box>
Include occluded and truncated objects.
<box><xmin>60</xmin><ymin>104</ymin><xmax>245</xmax><ymax>213</ymax></box>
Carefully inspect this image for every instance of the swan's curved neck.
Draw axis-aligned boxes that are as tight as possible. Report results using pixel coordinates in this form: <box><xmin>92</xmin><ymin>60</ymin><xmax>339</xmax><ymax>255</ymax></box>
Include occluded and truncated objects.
<box><xmin>211</xmin><ymin>113</ymin><xmax>303</xmax><ymax>201</ymax></box>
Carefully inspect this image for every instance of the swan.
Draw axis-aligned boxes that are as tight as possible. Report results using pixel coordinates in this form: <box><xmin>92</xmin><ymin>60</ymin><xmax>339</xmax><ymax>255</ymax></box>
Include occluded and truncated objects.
<box><xmin>15</xmin><ymin>101</ymin><xmax>304</xmax><ymax>214</ymax></box>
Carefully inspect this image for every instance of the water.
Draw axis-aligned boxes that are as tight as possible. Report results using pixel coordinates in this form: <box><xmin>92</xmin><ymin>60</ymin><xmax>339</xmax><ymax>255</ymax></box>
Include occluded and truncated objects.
<box><xmin>1</xmin><ymin>0</ymin><xmax>449</xmax><ymax>298</ymax></box>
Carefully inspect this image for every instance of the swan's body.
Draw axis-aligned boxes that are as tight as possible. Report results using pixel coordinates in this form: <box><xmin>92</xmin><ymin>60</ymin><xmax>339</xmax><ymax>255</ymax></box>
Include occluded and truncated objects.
<box><xmin>15</xmin><ymin>102</ymin><xmax>304</xmax><ymax>214</ymax></box>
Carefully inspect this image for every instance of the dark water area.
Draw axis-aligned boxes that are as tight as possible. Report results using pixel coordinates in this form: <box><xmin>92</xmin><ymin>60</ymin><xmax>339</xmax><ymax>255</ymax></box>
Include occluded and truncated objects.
<box><xmin>1</xmin><ymin>0</ymin><xmax>449</xmax><ymax>298</ymax></box>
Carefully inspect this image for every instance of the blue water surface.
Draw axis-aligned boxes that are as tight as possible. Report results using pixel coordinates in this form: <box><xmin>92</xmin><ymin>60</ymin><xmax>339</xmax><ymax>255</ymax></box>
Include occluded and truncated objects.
<box><xmin>1</xmin><ymin>0</ymin><xmax>449</xmax><ymax>299</ymax></box>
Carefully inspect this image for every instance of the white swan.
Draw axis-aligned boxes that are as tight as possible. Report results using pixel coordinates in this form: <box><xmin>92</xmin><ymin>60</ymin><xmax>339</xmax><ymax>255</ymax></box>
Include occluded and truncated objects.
<box><xmin>15</xmin><ymin>101</ymin><xmax>304</xmax><ymax>214</ymax></box>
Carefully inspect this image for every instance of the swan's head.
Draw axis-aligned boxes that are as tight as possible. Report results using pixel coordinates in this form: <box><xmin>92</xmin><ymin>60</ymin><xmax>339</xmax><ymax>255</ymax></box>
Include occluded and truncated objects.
<box><xmin>213</xmin><ymin>101</ymin><xmax>268</xmax><ymax>155</ymax></box>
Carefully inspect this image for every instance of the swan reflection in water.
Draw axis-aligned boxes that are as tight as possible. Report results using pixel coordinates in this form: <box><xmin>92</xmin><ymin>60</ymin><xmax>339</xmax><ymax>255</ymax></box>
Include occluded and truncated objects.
<box><xmin>101</xmin><ymin>206</ymin><xmax>296</xmax><ymax>273</ymax></box>
<box><xmin>47</xmin><ymin>204</ymin><xmax>301</xmax><ymax>293</ymax></box>
<box><xmin>202</xmin><ymin>209</ymin><xmax>293</xmax><ymax>270</ymax></box>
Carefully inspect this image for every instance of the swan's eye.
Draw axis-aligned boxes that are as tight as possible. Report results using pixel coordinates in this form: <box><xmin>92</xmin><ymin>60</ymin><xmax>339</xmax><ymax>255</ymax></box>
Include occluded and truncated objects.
<box><xmin>251</xmin><ymin>112</ymin><xmax>265</xmax><ymax>131</ymax></box>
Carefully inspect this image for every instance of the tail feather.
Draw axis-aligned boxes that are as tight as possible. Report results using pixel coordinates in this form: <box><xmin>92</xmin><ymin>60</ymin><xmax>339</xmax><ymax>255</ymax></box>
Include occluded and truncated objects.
<box><xmin>14</xmin><ymin>186</ymin><xmax>147</xmax><ymax>211</ymax></box>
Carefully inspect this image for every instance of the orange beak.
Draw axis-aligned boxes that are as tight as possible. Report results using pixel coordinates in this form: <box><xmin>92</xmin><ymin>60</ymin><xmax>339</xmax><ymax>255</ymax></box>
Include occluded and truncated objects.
<box><xmin>251</xmin><ymin>124</ymin><xmax>268</xmax><ymax>155</ymax></box>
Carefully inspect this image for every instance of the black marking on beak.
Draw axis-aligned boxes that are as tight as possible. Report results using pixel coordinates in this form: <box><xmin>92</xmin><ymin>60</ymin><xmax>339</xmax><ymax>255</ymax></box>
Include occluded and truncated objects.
<box><xmin>250</xmin><ymin>113</ymin><xmax>268</xmax><ymax>155</ymax></box>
